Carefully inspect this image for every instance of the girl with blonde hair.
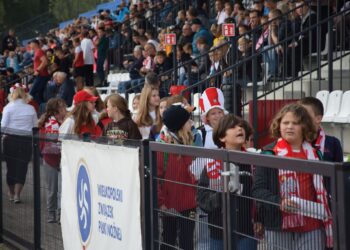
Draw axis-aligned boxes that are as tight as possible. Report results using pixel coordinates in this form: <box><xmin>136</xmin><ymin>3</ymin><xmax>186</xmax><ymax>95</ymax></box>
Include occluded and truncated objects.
<box><xmin>1</xmin><ymin>84</ymin><xmax>38</xmax><ymax>203</ymax></box>
<box><xmin>157</xmin><ymin>105</ymin><xmax>197</xmax><ymax>250</ymax></box>
<box><xmin>134</xmin><ymin>85</ymin><xmax>160</xmax><ymax>139</ymax></box>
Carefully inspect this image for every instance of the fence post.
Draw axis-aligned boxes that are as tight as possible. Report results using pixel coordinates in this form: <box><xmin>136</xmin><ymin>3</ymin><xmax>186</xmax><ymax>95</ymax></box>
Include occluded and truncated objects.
<box><xmin>148</xmin><ymin>144</ymin><xmax>159</xmax><ymax>250</ymax></box>
<box><xmin>0</xmin><ymin>127</ymin><xmax>3</xmax><ymax>244</ymax></box>
<box><xmin>32</xmin><ymin>128</ymin><xmax>41</xmax><ymax>250</ymax></box>
<box><xmin>327</xmin><ymin>18</ymin><xmax>334</xmax><ymax>92</ymax></box>
<box><xmin>251</xmin><ymin>32</ymin><xmax>259</xmax><ymax>147</ymax></box>
<box><xmin>140</xmin><ymin>140</ymin><xmax>151</xmax><ymax>250</ymax></box>
<box><xmin>335</xmin><ymin>163</ymin><xmax>350</xmax><ymax>250</ymax></box>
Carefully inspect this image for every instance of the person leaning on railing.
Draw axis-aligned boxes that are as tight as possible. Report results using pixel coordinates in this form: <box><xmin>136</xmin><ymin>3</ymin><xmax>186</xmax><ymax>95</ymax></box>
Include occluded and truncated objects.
<box><xmin>197</xmin><ymin>114</ymin><xmax>256</xmax><ymax>250</ymax></box>
<box><xmin>1</xmin><ymin>84</ymin><xmax>38</xmax><ymax>204</ymax></box>
<box><xmin>157</xmin><ymin>105</ymin><xmax>197</xmax><ymax>250</ymax></box>
<box><xmin>252</xmin><ymin>103</ymin><xmax>333</xmax><ymax>250</ymax></box>
<box><xmin>38</xmin><ymin>98</ymin><xmax>67</xmax><ymax>223</ymax></box>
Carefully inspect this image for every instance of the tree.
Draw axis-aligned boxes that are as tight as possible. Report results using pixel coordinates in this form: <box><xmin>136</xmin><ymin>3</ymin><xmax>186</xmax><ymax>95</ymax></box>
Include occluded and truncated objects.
<box><xmin>49</xmin><ymin>0</ymin><xmax>107</xmax><ymax>22</ymax></box>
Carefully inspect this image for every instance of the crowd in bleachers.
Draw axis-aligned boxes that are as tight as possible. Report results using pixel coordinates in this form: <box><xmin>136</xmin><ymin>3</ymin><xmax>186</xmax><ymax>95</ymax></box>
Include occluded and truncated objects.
<box><xmin>0</xmin><ymin>0</ymin><xmax>349</xmax><ymax>249</ymax></box>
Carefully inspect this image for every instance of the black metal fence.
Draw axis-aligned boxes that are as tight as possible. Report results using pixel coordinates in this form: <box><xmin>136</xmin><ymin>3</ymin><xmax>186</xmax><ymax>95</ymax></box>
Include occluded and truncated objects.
<box><xmin>0</xmin><ymin>130</ymin><xmax>350</xmax><ymax>250</ymax></box>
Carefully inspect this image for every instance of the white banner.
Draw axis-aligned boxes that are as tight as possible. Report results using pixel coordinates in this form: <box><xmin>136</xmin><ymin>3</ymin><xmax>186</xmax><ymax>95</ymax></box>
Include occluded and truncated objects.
<box><xmin>61</xmin><ymin>140</ymin><xmax>142</xmax><ymax>250</ymax></box>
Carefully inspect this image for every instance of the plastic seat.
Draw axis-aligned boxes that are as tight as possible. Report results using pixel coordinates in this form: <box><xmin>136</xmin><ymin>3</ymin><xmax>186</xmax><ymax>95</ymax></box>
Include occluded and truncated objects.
<box><xmin>315</xmin><ymin>90</ymin><xmax>329</xmax><ymax>113</ymax></box>
<box><xmin>192</xmin><ymin>93</ymin><xmax>201</xmax><ymax>116</ymax></box>
<box><xmin>128</xmin><ymin>93</ymin><xmax>136</xmax><ymax>113</ymax></box>
<box><xmin>334</xmin><ymin>90</ymin><xmax>350</xmax><ymax>123</ymax></box>
<box><xmin>322</xmin><ymin>90</ymin><xmax>343</xmax><ymax>122</ymax></box>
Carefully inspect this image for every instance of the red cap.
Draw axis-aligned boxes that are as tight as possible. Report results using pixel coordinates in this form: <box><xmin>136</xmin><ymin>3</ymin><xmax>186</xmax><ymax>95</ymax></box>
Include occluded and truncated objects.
<box><xmin>73</xmin><ymin>90</ymin><xmax>98</xmax><ymax>105</ymax></box>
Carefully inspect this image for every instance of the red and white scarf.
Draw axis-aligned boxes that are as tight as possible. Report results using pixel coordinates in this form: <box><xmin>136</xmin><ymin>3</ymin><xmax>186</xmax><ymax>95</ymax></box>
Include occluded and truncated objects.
<box><xmin>206</xmin><ymin>147</ymin><xmax>247</xmax><ymax>191</ymax></box>
<box><xmin>314</xmin><ymin>127</ymin><xmax>326</xmax><ymax>154</ymax></box>
<box><xmin>274</xmin><ymin>138</ymin><xmax>333</xmax><ymax>248</ymax></box>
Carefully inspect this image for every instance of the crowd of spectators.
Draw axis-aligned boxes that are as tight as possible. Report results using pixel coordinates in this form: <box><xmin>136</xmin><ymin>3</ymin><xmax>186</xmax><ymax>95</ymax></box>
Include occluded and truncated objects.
<box><xmin>0</xmin><ymin>0</ymin><xmax>349</xmax><ymax>249</ymax></box>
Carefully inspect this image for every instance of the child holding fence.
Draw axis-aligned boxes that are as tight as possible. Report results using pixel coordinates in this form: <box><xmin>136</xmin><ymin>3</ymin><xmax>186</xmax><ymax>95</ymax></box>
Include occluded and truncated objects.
<box><xmin>157</xmin><ymin>105</ymin><xmax>197</xmax><ymax>250</ymax></box>
<box><xmin>252</xmin><ymin>103</ymin><xmax>333</xmax><ymax>250</ymax></box>
<box><xmin>38</xmin><ymin>98</ymin><xmax>67</xmax><ymax>223</ymax></box>
<box><xmin>197</xmin><ymin>114</ymin><xmax>256</xmax><ymax>250</ymax></box>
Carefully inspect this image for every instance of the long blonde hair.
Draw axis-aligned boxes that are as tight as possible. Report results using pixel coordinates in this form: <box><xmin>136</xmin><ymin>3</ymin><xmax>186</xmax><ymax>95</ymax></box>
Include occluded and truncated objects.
<box><xmin>135</xmin><ymin>86</ymin><xmax>160</xmax><ymax>127</ymax></box>
<box><xmin>8</xmin><ymin>87</ymin><xmax>31</xmax><ymax>102</ymax></box>
<box><xmin>176</xmin><ymin>126</ymin><xmax>194</xmax><ymax>146</ymax></box>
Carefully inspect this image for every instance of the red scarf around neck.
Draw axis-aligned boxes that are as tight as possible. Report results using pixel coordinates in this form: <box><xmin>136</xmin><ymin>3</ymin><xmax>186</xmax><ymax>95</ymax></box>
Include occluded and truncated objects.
<box><xmin>274</xmin><ymin>138</ymin><xmax>333</xmax><ymax>248</ymax></box>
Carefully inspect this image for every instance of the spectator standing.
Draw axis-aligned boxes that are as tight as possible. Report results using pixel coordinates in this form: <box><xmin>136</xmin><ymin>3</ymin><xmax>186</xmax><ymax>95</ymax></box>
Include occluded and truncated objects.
<box><xmin>96</xmin><ymin>27</ymin><xmax>109</xmax><ymax>86</ymax></box>
<box><xmin>1</xmin><ymin>84</ymin><xmax>38</xmax><ymax>203</ymax></box>
<box><xmin>197</xmin><ymin>114</ymin><xmax>256</xmax><ymax>250</ymax></box>
<box><xmin>81</xmin><ymin>31</ymin><xmax>95</xmax><ymax>86</ymax></box>
<box><xmin>2</xmin><ymin>29</ymin><xmax>17</xmax><ymax>52</ymax></box>
<box><xmin>72</xmin><ymin>38</ymin><xmax>85</xmax><ymax>91</ymax></box>
<box><xmin>104</xmin><ymin>94</ymin><xmax>142</xmax><ymax>140</ymax></box>
<box><xmin>215</xmin><ymin>0</ymin><xmax>228</xmax><ymax>25</ymax></box>
<box><xmin>30</xmin><ymin>39</ymin><xmax>50</xmax><ymax>105</ymax></box>
<box><xmin>134</xmin><ymin>85</ymin><xmax>160</xmax><ymax>139</ymax></box>
<box><xmin>158</xmin><ymin>105</ymin><xmax>197</xmax><ymax>250</ymax></box>
<box><xmin>252</xmin><ymin>104</ymin><xmax>333</xmax><ymax>250</ymax></box>
<box><xmin>38</xmin><ymin>98</ymin><xmax>67</xmax><ymax>223</ymax></box>
<box><xmin>59</xmin><ymin>90</ymin><xmax>102</xmax><ymax>138</ymax></box>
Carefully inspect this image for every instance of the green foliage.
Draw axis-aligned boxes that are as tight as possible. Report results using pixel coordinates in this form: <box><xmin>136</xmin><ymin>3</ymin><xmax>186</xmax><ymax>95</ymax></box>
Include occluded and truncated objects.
<box><xmin>49</xmin><ymin>0</ymin><xmax>105</xmax><ymax>22</ymax></box>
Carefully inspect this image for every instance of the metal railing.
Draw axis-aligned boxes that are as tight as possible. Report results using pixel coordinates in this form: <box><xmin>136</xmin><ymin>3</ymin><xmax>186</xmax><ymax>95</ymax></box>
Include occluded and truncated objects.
<box><xmin>0</xmin><ymin>130</ymin><xmax>349</xmax><ymax>249</ymax></box>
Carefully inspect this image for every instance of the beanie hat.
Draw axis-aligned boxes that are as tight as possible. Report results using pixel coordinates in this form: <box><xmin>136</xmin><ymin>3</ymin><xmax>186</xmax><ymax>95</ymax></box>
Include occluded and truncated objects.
<box><xmin>162</xmin><ymin>105</ymin><xmax>190</xmax><ymax>132</ymax></box>
<box><xmin>199</xmin><ymin>87</ymin><xmax>227</xmax><ymax>118</ymax></box>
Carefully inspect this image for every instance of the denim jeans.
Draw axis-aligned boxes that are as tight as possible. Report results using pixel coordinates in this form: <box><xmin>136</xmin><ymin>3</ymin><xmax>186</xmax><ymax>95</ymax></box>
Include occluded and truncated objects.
<box><xmin>29</xmin><ymin>76</ymin><xmax>50</xmax><ymax>104</ymax></box>
<box><xmin>262</xmin><ymin>45</ymin><xmax>278</xmax><ymax>78</ymax></box>
<box><xmin>96</xmin><ymin>56</ymin><xmax>106</xmax><ymax>84</ymax></box>
<box><xmin>118</xmin><ymin>78</ymin><xmax>144</xmax><ymax>93</ymax></box>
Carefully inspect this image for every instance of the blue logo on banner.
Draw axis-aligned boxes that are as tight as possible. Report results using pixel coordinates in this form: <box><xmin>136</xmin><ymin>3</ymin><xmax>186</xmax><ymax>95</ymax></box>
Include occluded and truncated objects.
<box><xmin>77</xmin><ymin>163</ymin><xmax>92</xmax><ymax>245</ymax></box>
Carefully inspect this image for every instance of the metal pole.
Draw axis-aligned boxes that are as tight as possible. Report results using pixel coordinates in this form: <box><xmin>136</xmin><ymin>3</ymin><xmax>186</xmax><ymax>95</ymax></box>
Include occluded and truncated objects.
<box><xmin>141</xmin><ymin>140</ymin><xmax>151</xmax><ymax>250</ymax></box>
<box><xmin>328</xmin><ymin>18</ymin><xmax>334</xmax><ymax>92</ymax></box>
<box><xmin>173</xmin><ymin>44</ymin><xmax>178</xmax><ymax>86</ymax></box>
<box><xmin>32</xmin><ymin>127</ymin><xmax>41</xmax><ymax>250</ymax></box>
<box><xmin>316</xmin><ymin>0</ymin><xmax>322</xmax><ymax>80</ymax></box>
<box><xmin>252</xmin><ymin>33</ymin><xmax>258</xmax><ymax>148</ymax></box>
<box><xmin>0</xmin><ymin>126</ymin><xmax>3</xmax><ymax>244</ymax></box>
<box><xmin>148</xmin><ymin>146</ymin><xmax>158</xmax><ymax>250</ymax></box>
<box><xmin>335</xmin><ymin>163</ymin><xmax>350</xmax><ymax>250</ymax></box>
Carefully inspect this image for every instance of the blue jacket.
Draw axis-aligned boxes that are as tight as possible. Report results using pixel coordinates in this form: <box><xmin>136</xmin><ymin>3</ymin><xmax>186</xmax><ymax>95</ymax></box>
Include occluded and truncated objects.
<box><xmin>192</xmin><ymin>27</ymin><xmax>213</xmax><ymax>56</ymax></box>
<box><xmin>323</xmin><ymin>135</ymin><xmax>343</xmax><ymax>162</ymax></box>
<box><xmin>57</xmin><ymin>79</ymin><xmax>75</xmax><ymax>107</ymax></box>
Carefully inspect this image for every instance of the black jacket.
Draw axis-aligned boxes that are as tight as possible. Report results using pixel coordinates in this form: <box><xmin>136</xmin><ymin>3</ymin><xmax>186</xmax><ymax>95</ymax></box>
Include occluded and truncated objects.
<box><xmin>197</xmin><ymin>163</ymin><xmax>254</xmax><ymax>240</ymax></box>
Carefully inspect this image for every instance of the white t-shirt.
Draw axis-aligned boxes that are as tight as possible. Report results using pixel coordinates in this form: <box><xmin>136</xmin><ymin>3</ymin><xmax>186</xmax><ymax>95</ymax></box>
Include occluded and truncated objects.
<box><xmin>217</xmin><ymin>10</ymin><xmax>228</xmax><ymax>25</ymax></box>
<box><xmin>80</xmin><ymin>38</ymin><xmax>95</xmax><ymax>65</ymax></box>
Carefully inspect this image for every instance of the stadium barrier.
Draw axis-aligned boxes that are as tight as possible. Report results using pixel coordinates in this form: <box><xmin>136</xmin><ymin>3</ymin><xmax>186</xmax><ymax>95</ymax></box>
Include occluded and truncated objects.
<box><xmin>0</xmin><ymin>128</ymin><xmax>349</xmax><ymax>249</ymax></box>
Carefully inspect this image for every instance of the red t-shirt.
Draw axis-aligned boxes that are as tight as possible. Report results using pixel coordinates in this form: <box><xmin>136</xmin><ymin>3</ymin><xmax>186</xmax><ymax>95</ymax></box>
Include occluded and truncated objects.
<box><xmin>34</xmin><ymin>49</ymin><xmax>49</xmax><ymax>77</ymax></box>
<box><xmin>74</xmin><ymin>46</ymin><xmax>85</xmax><ymax>68</ymax></box>
<box><xmin>290</xmin><ymin>150</ymin><xmax>322</xmax><ymax>232</ymax></box>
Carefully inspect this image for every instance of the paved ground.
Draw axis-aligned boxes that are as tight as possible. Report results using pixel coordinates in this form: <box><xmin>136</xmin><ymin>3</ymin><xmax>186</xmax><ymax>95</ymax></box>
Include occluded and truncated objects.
<box><xmin>2</xmin><ymin>162</ymin><xmax>63</xmax><ymax>250</ymax></box>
